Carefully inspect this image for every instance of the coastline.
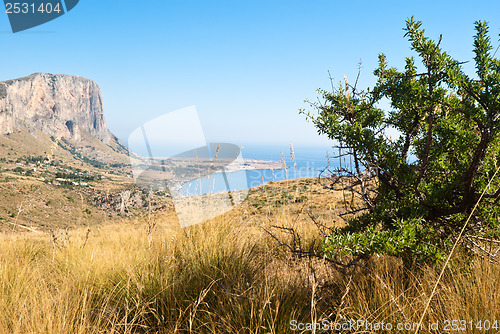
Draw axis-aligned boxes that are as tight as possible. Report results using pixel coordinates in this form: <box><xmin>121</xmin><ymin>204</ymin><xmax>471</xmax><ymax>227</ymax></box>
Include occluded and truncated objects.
<box><xmin>224</xmin><ymin>159</ymin><xmax>284</xmax><ymax>173</ymax></box>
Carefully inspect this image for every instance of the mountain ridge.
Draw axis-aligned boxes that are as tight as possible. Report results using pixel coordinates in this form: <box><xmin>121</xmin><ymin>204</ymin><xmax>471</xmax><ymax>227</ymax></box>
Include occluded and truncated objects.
<box><xmin>0</xmin><ymin>73</ymin><xmax>159</xmax><ymax>231</ymax></box>
<box><xmin>0</xmin><ymin>72</ymin><xmax>111</xmax><ymax>144</ymax></box>
<box><xmin>0</xmin><ymin>72</ymin><xmax>134</xmax><ymax>166</ymax></box>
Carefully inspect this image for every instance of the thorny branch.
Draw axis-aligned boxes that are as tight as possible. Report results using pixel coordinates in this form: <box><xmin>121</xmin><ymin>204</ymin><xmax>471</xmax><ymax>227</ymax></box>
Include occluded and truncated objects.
<box><xmin>262</xmin><ymin>222</ymin><xmax>409</xmax><ymax>321</ymax></box>
<box><xmin>262</xmin><ymin>224</ymin><xmax>366</xmax><ymax>272</ymax></box>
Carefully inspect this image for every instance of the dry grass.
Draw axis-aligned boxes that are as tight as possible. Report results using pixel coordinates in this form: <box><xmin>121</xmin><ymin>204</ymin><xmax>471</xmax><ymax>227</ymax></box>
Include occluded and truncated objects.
<box><xmin>0</xmin><ymin>216</ymin><xmax>311</xmax><ymax>333</ymax></box>
<box><xmin>0</xmin><ymin>180</ymin><xmax>500</xmax><ymax>333</ymax></box>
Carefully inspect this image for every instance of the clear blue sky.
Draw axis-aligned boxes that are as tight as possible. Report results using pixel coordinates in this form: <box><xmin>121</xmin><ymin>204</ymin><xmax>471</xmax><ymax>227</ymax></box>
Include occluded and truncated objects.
<box><xmin>1</xmin><ymin>0</ymin><xmax>500</xmax><ymax>148</ymax></box>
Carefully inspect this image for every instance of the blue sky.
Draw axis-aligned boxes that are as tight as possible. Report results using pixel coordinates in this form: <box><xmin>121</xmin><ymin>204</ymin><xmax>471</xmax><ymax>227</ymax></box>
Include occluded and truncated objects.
<box><xmin>1</xmin><ymin>0</ymin><xmax>500</xmax><ymax>149</ymax></box>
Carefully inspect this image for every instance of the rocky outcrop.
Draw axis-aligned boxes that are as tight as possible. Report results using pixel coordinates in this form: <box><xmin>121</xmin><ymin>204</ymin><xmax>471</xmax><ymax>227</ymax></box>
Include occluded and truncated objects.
<box><xmin>89</xmin><ymin>188</ymin><xmax>171</xmax><ymax>216</ymax></box>
<box><xmin>0</xmin><ymin>73</ymin><xmax>111</xmax><ymax>143</ymax></box>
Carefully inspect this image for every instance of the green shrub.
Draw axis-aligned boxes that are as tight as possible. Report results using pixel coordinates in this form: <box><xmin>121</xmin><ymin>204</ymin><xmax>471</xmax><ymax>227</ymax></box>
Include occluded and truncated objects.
<box><xmin>305</xmin><ymin>18</ymin><xmax>500</xmax><ymax>265</ymax></box>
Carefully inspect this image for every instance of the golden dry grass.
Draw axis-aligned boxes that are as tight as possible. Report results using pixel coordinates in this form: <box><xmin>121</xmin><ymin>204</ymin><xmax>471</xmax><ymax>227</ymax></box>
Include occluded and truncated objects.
<box><xmin>0</xmin><ymin>180</ymin><xmax>499</xmax><ymax>333</ymax></box>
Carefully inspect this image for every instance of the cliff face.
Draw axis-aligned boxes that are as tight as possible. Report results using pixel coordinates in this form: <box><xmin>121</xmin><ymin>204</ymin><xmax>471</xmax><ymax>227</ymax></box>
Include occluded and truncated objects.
<box><xmin>0</xmin><ymin>73</ymin><xmax>110</xmax><ymax>144</ymax></box>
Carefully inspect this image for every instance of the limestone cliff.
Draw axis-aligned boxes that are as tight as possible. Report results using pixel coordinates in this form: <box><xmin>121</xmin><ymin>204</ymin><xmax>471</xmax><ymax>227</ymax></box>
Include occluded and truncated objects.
<box><xmin>0</xmin><ymin>73</ymin><xmax>111</xmax><ymax>144</ymax></box>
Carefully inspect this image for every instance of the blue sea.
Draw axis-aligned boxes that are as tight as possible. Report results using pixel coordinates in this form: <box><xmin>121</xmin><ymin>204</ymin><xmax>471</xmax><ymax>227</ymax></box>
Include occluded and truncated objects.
<box><xmin>181</xmin><ymin>144</ymin><xmax>337</xmax><ymax>196</ymax></box>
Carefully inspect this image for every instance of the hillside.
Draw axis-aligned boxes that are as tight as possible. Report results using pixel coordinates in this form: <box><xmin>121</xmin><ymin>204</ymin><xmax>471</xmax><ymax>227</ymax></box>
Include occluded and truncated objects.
<box><xmin>0</xmin><ymin>73</ymin><xmax>168</xmax><ymax>232</ymax></box>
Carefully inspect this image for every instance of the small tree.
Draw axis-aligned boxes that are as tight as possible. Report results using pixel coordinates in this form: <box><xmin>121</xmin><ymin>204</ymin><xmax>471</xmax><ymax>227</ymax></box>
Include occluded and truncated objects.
<box><xmin>304</xmin><ymin>18</ymin><xmax>500</xmax><ymax>265</ymax></box>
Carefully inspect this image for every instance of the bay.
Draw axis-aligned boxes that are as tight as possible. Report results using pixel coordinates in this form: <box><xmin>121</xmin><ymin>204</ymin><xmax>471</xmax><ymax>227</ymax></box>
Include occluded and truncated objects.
<box><xmin>180</xmin><ymin>144</ymin><xmax>337</xmax><ymax>196</ymax></box>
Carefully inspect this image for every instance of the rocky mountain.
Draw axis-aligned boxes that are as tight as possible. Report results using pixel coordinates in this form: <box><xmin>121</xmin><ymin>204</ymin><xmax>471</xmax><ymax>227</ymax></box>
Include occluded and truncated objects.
<box><xmin>0</xmin><ymin>73</ymin><xmax>154</xmax><ymax>231</ymax></box>
<box><xmin>0</xmin><ymin>73</ymin><xmax>111</xmax><ymax>144</ymax></box>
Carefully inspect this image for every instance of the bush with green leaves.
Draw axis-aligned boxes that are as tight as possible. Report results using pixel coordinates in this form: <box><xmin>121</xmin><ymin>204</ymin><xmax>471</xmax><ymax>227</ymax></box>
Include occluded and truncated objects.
<box><xmin>304</xmin><ymin>18</ymin><xmax>500</xmax><ymax>266</ymax></box>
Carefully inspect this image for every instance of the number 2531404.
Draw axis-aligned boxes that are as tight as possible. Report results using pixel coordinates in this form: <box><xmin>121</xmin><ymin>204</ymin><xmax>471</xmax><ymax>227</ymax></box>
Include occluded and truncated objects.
<box><xmin>5</xmin><ymin>2</ymin><xmax>62</xmax><ymax>14</ymax></box>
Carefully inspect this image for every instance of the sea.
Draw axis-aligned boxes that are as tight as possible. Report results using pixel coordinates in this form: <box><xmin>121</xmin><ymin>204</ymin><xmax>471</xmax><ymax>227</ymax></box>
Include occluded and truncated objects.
<box><xmin>181</xmin><ymin>144</ymin><xmax>337</xmax><ymax>196</ymax></box>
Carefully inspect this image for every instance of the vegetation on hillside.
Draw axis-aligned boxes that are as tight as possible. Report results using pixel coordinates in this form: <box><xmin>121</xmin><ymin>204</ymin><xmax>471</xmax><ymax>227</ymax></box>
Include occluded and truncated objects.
<box><xmin>2</xmin><ymin>17</ymin><xmax>500</xmax><ymax>334</ymax></box>
<box><xmin>1</xmin><ymin>181</ymin><xmax>500</xmax><ymax>333</ymax></box>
